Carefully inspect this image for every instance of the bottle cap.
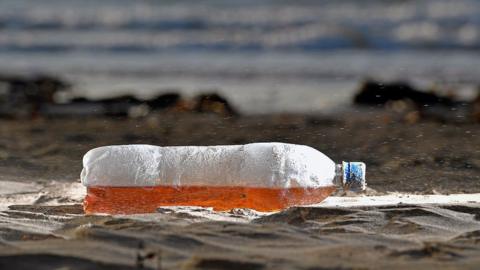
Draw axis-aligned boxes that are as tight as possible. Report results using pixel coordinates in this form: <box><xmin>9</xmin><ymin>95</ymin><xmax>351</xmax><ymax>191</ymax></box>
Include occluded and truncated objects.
<box><xmin>342</xmin><ymin>161</ymin><xmax>366</xmax><ymax>192</ymax></box>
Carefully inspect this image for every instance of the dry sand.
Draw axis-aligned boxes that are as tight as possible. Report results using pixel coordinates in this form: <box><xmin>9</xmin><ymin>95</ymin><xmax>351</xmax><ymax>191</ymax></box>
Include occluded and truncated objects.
<box><xmin>0</xmin><ymin>111</ymin><xmax>479</xmax><ymax>269</ymax></box>
<box><xmin>0</xmin><ymin>184</ymin><xmax>479</xmax><ymax>270</ymax></box>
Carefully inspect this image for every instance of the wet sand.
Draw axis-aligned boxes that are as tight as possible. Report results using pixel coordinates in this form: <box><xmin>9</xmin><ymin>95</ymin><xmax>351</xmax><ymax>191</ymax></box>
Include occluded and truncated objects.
<box><xmin>0</xmin><ymin>110</ymin><xmax>479</xmax><ymax>269</ymax></box>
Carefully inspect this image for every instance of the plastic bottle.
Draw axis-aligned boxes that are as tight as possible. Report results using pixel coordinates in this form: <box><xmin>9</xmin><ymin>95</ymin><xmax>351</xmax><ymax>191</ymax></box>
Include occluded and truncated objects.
<box><xmin>81</xmin><ymin>143</ymin><xmax>366</xmax><ymax>214</ymax></box>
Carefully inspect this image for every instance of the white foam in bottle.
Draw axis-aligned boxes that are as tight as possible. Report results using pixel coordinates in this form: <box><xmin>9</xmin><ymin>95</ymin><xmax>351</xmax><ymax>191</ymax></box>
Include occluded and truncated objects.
<box><xmin>81</xmin><ymin>143</ymin><xmax>366</xmax><ymax>214</ymax></box>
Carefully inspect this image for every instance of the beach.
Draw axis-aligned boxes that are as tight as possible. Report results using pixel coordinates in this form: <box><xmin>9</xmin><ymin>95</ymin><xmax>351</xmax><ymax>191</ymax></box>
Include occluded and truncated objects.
<box><xmin>1</xmin><ymin>0</ymin><xmax>480</xmax><ymax>268</ymax></box>
<box><xmin>0</xmin><ymin>110</ymin><xmax>479</xmax><ymax>269</ymax></box>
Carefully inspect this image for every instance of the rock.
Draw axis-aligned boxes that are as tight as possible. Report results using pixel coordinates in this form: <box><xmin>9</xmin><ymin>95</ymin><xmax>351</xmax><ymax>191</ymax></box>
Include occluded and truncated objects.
<box><xmin>44</xmin><ymin>93</ymin><xmax>182</xmax><ymax>118</ymax></box>
<box><xmin>146</xmin><ymin>93</ymin><xmax>181</xmax><ymax>111</ymax></box>
<box><xmin>96</xmin><ymin>95</ymin><xmax>143</xmax><ymax>116</ymax></box>
<box><xmin>0</xmin><ymin>75</ymin><xmax>69</xmax><ymax>118</ymax></box>
<box><xmin>354</xmin><ymin>80</ymin><xmax>455</xmax><ymax>107</ymax></box>
<box><xmin>353</xmin><ymin>80</ymin><xmax>474</xmax><ymax>123</ymax></box>
<box><xmin>193</xmin><ymin>93</ymin><xmax>238</xmax><ymax>117</ymax></box>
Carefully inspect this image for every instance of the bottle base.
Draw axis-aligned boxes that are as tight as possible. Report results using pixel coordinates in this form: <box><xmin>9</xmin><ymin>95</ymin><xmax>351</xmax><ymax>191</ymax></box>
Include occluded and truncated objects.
<box><xmin>84</xmin><ymin>185</ymin><xmax>336</xmax><ymax>214</ymax></box>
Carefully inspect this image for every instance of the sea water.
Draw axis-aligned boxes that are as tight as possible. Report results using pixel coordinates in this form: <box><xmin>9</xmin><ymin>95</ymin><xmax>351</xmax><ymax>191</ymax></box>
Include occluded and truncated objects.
<box><xmin>0</xmin><ymin>0</ymin><xmax>479</xmax><ymax>114</ymax></box>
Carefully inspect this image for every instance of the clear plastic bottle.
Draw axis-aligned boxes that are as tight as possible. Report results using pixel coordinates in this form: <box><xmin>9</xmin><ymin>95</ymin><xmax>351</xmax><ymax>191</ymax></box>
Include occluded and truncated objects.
<box><xmin>81</xmin><ymin>143</ymin><xmax>366</xmax><ymax>214</ymax></box>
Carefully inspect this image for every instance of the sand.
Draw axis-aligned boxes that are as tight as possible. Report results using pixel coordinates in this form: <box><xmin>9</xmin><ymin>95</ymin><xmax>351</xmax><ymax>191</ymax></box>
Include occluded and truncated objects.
<box><xmin>0</xmin><ymin>111</ymin><xmax>479</xmax><ymax>269</ymax></box>
<box><xmin>1</xmin><ymin>178</ymin><xmax>480</xmax><ymax>269</ymax></box>
<box><xmin>0</xmin><ymin>184</ymin><xmax>479</xmax><ymax>269</ymax></box>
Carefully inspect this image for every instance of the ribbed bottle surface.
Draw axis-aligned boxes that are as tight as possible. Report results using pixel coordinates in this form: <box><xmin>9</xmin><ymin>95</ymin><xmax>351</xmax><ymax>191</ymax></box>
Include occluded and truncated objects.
<box><xmin>81</xmin><ymin>143</ymin><xmax>340</xmax><ymax>214</ymax></box>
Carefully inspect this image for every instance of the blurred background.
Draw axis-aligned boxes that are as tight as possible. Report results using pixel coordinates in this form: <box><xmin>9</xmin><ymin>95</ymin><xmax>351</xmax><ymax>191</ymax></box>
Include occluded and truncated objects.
<box><xmin>1</xmin><ymin>0</ymin><xmax>480</xmax><ymax>113</ymax></box>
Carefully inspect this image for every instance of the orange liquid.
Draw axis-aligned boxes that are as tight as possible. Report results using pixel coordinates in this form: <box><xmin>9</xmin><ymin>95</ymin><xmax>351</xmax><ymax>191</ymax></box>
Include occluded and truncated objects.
<box><xmin>84</xmin><ymin>185</ymin><xmax>336</xmax><ymax>214</ymax></box>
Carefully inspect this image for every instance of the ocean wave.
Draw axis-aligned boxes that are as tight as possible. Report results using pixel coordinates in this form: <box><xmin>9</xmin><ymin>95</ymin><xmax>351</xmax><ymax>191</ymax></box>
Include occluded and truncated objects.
<box><xmin>0</xmin><ymin>0</ymin><xmax>480</xmax><ymax>52</ymax></box>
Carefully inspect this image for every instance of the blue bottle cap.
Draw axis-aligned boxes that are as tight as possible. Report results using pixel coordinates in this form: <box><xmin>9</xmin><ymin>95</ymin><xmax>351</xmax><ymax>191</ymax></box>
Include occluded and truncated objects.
<box><xmin>342</xmin><ymin>161</ymin><xmax>366</xmax><ymax>192</ymax></box>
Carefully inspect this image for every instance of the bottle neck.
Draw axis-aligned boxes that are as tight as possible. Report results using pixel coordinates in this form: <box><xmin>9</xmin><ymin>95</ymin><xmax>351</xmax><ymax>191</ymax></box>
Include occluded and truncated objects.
<box><xmin>335</xmin><ymin>161</ymin><xmax>367</xmax><ymax>192</ymax></box>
